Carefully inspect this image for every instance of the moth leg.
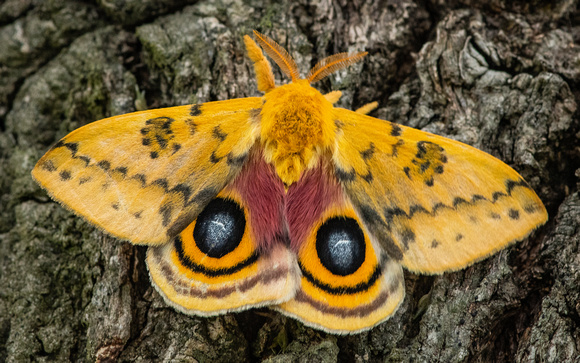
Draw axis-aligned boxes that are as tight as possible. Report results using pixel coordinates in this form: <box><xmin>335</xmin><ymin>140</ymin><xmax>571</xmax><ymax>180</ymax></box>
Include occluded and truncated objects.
<box><xmin>324</xmin><ymin>90</ymin><xmax>342</xmax><ymax>104</ymax></box>
<box><xmin>355</xmin><ymin>101</ymin><xmax>378</xmax><ymax>115</ymax></box>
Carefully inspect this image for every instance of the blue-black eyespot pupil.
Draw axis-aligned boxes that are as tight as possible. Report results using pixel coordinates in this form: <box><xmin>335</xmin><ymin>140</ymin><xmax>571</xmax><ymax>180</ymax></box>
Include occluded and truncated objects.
<box><xmin>193</xmin><ymin>198</ymin><xmax>245</xmax><ymax>258</ymax></box>
<box><xmin>316</xmin><ymin>216</ymin><xmax>366</xmax><ymax>276</ymax></box>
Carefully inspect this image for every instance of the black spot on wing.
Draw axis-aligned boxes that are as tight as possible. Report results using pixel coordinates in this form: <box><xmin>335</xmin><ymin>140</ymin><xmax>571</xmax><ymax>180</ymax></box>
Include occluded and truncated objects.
<box><xmin>360</xmin><ymin>143</ymin><xmax>375</xmax><ymax>160</ymax></box>
<box><xmin>227</xmin><ymin>152</ymin><xmax>248</xmax><ymax>166</ymax></box>
<box><xmin>152</xmin><ymin>178</ymin><xmax>169</xmax><ymax>191</ymax></box>
<box><xmin>155</xmin><ymin>134</ymin><xmax>168</xmax><ymax>149</ymax></box>
<box><xmin>391</xmin><ymin>139</ymin><xmax>404</xmax><ymax>157</ymax></box>
<box><xmin>213</xmin><ymin>126</ymin><xmax>227</xmax><ymax>142</ymax></box>
<box><xmin>379</xmin><ymin>234</ymin><xmax>403</xmax><ymax>261</ymax></box>
<box><xmin>403</xmin><ymin>167</ymin><xmax>411</xmax><ymax>179</ymax></box>
<box><xmin>171</xmin><ymin>184</ymin><xmax>192</xmax><ymax>205</ymax></box>
<box><xmin>113</xmin><ymin>166</ymin><xmax>128</xmax><ymax>177</ymax></box>
<box><xmin>186</xmin><ymin>119</ymin><xmax>197</xmax><ymax>135</ymax></box>
<box><xmin>453</xmin><ymin>197</ymin><xmax>469</xmax><ymax>207</ymax></box>
<box><xmin>401</xmin><ymin>229</ymin><xmax>415</xmax><ymax>249</ymax></box>
<box><xmin>189</xmin><ymin>187</ymin><xmax>219</xmax><ymax>207</ymax></box>
<box><xmin>524</xmin><ymin>204</ymin><xmax>539</xmax><ymax>214</ymax></box>
<box><xmin>409</xmin><ymin>204</ymin><xmax>428</xmax><ymax>217</ymax></box>
<box><xmin>210</xmin><ymin>151</ymin><xmax>222</xmax><ymax>163</ymax></box>
<box><xmin>64</xmin><ymin>142</ymin><xmax>79</xmax><ymax>155</ymax></box>
<box><xmin>359</xmin><ymin>204</ymin><xmax>385</xmax><ymax>229</ymax></box>
<box><xmin>361</xmin><ymin>171</ymin><xmax>373</xmax><ymax>183</ymax></box>
<box><xmin>78</xmin><ymin>156</ymin><xmax>91</xmax><ymax>166</ymax></box>
<box><xmin>492</xmin><ymin>191</ymin><xmax>507</xmax><ymax>202</ymax></box>
<box><xmin>131</xmin><ymin>174</ymin><xmax>147</xmax><ymax>187</ymax></box>
<box><xmin>391</xmin><ymin>124</ymin><xmax>402</xmax><ymax>136</ymax></box>
<box><xmin>431</xmin><ymin>239</ymin><xmax>440</xmax><ymax>248</ymax></box>
<box><xmin>59</xmin><ymin>170</ymin><xmax>71</xmax><ymax>181</ymax></box>
<box><xmin>455</xmin><ymin>233</ymin><xmax>464</xmax><ymax>241</ymax></box>
<box><xmin>432</xmin><ymin>202</ymin><xmax>451</xmax><ymax>214</ymax></box>
<box><xmin>506</xmin><ymin>179</ymin><xmax>530</xmax><ymax>195</ymax></box>
<box><xmin>383</xmin><ymin>206</ymin><xmax>407</xmax><ymax>224</ymax></box>
<box><xmin>335</xmin><ymin>167</ymin><xmax>356</xmax><ymax>182</ymax></box>
<box><xmin>79</xmin><ymin>176</ymin><xmax>92</xmax><ymax>185</ymax></box>
<box><xmin>53</xmin><ymin>140</ymin><xmax>65</xmax><ymax>149</ymax></box>
<box><xmin>97</xmin><ymin>160</ymin><xmax>111</xmax><ymax>171</ymax></box>
<box><xmin>141</xmin><ymin>117</ymin><xmax>176</xmax><ymax>158</ymax></box>
<box><xmin>159</xmin><ymin>204</ymin><xmax>173</xmax><ymax>227</ymax></box>
<box><xmin>190</xmin><ymin>104</ymin><xmax>201</xmax><ymax>116</ymax></box>
<box><xmin>508</xmin><ymin>209</ymin><xmax>520</xmax><ymax>220</ymax></box>
<box><xmin>40</xmin><ymin>160</ymin><xmax>56</xmax><ymax>172</ymax></box>
<box><xmin>415</xmin><ymin>141</ymin><xmax>431</xmax><ymax>158</ymax></box>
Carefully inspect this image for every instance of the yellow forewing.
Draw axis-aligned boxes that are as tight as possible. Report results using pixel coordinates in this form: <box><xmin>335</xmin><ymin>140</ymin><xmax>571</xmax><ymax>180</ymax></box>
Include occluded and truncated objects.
<box><xmin>332</xmin><ymin>108</ymin><xmax>548</xmax><ymax>273</ymax></box>
<box><xmin>32</xmin><ymin>98</ymin><xmax>262</xmax><ymax>245</ymax></box>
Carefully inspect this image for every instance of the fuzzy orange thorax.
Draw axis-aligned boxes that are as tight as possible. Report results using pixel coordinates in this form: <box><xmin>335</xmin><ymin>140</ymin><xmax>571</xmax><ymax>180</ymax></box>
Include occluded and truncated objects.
<box><xmin>245</xmin><ymin>31</ymin><xmax>367</xmax><ymax>185</ymax></box>
<box><xmin>260</xmin><ymin>80</ymin><xmax>335</xmax><ymax>185</ymax></box>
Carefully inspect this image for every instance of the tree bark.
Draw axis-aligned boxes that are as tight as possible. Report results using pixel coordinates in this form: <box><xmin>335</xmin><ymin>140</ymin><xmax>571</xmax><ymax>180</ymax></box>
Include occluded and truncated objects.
<box><xmin>1</xmin><ymin>0</ymin><xmax>578</xmax><ymax>362</ymax></box>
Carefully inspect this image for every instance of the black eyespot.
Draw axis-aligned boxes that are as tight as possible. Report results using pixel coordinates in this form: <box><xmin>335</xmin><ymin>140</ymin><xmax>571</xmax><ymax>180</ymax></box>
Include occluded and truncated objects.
<box><xmin>193</xmin><ymin>198</ymin><xmax>246</xmax><ymax>258</ymax></box>
<box><xmin>316</xmin><ymin>216</ymin><xmax>366</xmax><ymax>276</ymax></box>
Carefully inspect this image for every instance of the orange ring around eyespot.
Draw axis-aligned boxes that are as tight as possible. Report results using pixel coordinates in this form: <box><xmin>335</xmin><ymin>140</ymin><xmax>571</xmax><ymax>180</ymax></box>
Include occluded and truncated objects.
<box><xmin>297</xmin><ymin>205</ymin><xmax>380</xmax><ymax>290</ymax></box>
<box><xmin>298</xmin><ymin>269</ymin><xmax>383</xmax><ymax>308</ymax></box>
<box><xmin>171</xmin><ymin>189</ymin><xmax>259</xmax><ymax>284</ymax></box>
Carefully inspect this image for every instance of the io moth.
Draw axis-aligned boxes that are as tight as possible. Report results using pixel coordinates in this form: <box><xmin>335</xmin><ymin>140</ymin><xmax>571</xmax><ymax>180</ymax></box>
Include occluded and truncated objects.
<box><xmin>32</xmin><ymin>31</ymin><xmax>548</xmax><ymax>334</ymax></box>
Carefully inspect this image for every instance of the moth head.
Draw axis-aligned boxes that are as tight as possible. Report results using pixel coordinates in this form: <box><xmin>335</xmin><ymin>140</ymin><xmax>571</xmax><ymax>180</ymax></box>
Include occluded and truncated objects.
<box><xmin>244</xmin><ymin>31</ymin><xmax>367</xmax><ymax>186</ymax></box>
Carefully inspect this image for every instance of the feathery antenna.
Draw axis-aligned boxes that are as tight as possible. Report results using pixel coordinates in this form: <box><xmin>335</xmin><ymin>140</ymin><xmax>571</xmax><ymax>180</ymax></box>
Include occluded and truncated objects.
<box><xmin>307</xmin><ymin>52</ymin><xmax>367</xmax><ymax>84</ymax></box>
<box><xmin>253</xmin><ymin>30</ymin><xmax>300</xmax><ymax>82</ymax></box>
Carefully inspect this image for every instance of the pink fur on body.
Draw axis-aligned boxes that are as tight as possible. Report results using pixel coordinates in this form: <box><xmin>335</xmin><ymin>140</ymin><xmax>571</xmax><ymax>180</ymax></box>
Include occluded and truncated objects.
<box><xmin>231</xmin><ymin>149</ymin><xmax>286</xmax><ymax>251</ymax></box>
<box><xmin>285</xmin><ymin>161</ymin><xmax>343</xmax><ymax>252</ymax></box>
<box><xmin>232</xmin><ymin>151</ymin><xmax>343</xmax><ymax>253</ymax></box>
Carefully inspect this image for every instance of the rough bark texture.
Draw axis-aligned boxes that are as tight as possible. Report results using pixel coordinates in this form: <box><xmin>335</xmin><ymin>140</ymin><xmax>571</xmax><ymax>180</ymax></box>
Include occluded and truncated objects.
<box><xmin>1</xmin><ymin>0</ymin><xmax>579</xmax><ymax>362</ymax></box>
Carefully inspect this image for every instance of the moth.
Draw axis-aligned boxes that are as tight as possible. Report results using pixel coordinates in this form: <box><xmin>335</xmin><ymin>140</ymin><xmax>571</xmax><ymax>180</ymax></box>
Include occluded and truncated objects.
<box><xmin>32</xmin><ymin>31</ymin><xmax>548</xmax><ymax>334</ymax></box>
